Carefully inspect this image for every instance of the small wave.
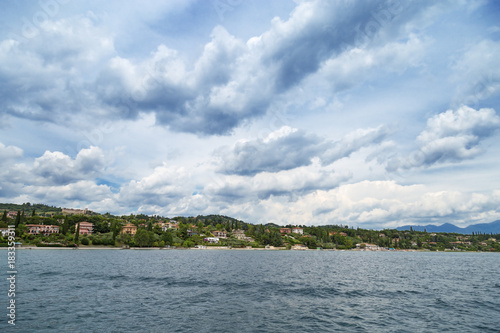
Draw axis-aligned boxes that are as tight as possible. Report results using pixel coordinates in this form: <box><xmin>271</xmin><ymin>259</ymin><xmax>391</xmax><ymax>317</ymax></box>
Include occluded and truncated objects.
<box><xmin>38</xmin><ymin>271</ymin><xmax>60</xmax><ymax>277</ymax></box>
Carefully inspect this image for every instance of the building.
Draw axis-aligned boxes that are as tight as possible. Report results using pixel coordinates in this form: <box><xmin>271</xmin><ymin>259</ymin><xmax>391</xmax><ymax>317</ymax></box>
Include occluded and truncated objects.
<box><xmin>232</xmin><ymin>229</ymin><xmax>255</xmax><ymax>242</ymax></box>
<box><xmin>121</xmin><ymin>223</ymin><xmax>137</xmax><ymax>235</ymax></box>
<box><xmin>356</xmin><ymin>243</ymin><xmax>380</xmax><ymax>251</ymax></box>
<box><xmin>0</xmin><ymin>228</ymin><xmax>13</xmax><ymax>237</ymax></box>
<box><xmin>162</xmin><ymin>222</ymin><xmax>179</xmax><ymax>231</ymax></box>
<box><xmin>204</xmin><ymin>237</ymin><xmax>219</xmax><ymax>244</ymax></box>
<box><xmin>62</xmin><ymin>208</ymin><xmax>91</xmax><ymax>216</ymax></box>
<box><xmin>26</xmin><ymin>224</ymin><xmax>60</xmax><ymax>235</ymax></box>
<box><xmin>292</xmin><ymin>228</ymin><xmax>303</xmax><ymax>235</ymax></box>
<box><xmin>187</xmin><ymin>229</ymin><xmax>198</xmax><ymax>237</ymax></box>
<box><xmin>7</xmin><ymin>211</ymin><xmax>18</xmax><ymax>219</ymax></box>
<box><xmin>280</xmin><ymin>228</ymin><xmax>291</xmax><ymax>234</ymax></box>
<box><xmin>75</xmin><ymin>222</ymin><xmax>93</xmax><ymax>235</ymax></box>
<box><xmin>232</xmin><ymin>229</ymin><xmax>246</xmax><ymax>239</ymax></box>
<box><xmin>291</xmin><ymin>244</ymin><xmax>308</xmax><ymax>250</ymax></box>
<box><xmin>212</xmin><ymin>230</ymin><xmax>227</xmax><ymax>238</ymax></box>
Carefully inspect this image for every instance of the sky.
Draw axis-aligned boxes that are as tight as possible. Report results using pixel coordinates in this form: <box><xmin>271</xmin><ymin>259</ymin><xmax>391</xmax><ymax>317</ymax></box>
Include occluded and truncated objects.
<box><xmin>1</xmin><ymin>0</ymin><xmax>500</xmax><ymax>229</ymax></box>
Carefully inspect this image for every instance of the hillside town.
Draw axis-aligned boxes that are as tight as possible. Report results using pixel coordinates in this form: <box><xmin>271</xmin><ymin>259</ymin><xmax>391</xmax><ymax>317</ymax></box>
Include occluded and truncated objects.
<box><xmin>1</xmin><ymin>203</ymin><xmax>499</xmax><ymax>252</ymax></box>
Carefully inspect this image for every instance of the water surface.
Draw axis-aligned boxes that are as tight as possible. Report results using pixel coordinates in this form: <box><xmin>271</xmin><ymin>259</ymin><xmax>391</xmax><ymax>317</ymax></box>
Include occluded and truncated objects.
<box><xmin>1</xmin><ymin>250</ymin><xmax>499</xmax><ymax>332</ymax></box>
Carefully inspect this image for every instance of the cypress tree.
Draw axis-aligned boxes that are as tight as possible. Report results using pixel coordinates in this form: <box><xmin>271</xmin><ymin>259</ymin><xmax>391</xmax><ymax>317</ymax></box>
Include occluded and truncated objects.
<box><xmin>75</xmin><ymin>223</ymin><xmax>80</xmax><ymax>244</ymax></box>
<box><xmin>1</xmin><ymin>211</ymin><xmax>7</xmax><ymax>222</ymax></box>
<box><xmin>15</xmin><ymin>211</ymin><xmax>21</xmax><ymax>228</ymax></box>
<box><xmin>62</xmin><ymin>216</ymin><xmax>69</xmax><ymax>235</ymax></box>
<box><xmin>32</xmin><ymin>209</ymin><xmax>36</xmax><ymax>217</ymax></box>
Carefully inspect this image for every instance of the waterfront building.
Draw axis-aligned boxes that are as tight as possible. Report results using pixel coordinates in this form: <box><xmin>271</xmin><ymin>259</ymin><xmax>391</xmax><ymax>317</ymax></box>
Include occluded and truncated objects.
<box><xmin>75</xmin><ymin>222</ymin><xmax>93</xmax><ymax>235</ymax></box>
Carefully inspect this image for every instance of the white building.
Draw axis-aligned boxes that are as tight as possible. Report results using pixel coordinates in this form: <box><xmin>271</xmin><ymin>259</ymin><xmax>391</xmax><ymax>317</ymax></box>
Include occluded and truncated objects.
<box><xmin>204</xmin><ymin>237</ymin><xmax>220</xmax><ymax>244</ymax></box>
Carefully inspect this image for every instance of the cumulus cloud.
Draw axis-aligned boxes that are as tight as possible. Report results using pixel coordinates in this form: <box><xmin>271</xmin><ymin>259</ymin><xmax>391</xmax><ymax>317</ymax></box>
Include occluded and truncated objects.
<box><xmin>216</xmin><ymin>126</ymin><xmax>322</xmax><ymax>176</ymax></box>
<box><xmin>320</xmin><ymin>34</ymin><xmax>427</xmax><ymax>92</ymax></box>
<box><xmin>388</xmin><ymin>106</ymin><xmax>500</xmax><ymax>170</ymax></box>
<box><xmin>0</xmin><ymin>0</ymin><xmax>440</xmax><ymax>135</ymax></box>
<box><xmin>240</xmin><ymin>181</ymin><xmax>500</xmax><ymax>227</ymax></box>
<box><xmin>26</xmin><ymin>180</ymin><xmax>113</xmax><ymax>203</ymax></box>
<box><xmin>0</xmin><ymin>145</ymin><xmax>112</xmax><ymax>207</ymax></box>
<box><xmin>452</xmin><ymin>39</ymin><xmax>500</xmax><ymax>107</ymax></box>
<box><xmin>117</xmin><ymin>164</ymin><xmax>192</xmax><ymax>207</ymax></box>
<box><xmin>321</xmin><ymin>125</ymin><xmax>391</xmax><ymax>165</ymax></box>
<box><xmin>0</xmin><ymin>16</ymin><xmax>115</xmax><ymax>123</ymax></box>
<box><xmin>32</xmin><ymin>146</ymin><xmax>106</xmax><ymax>185</ymax></box>
<box><xmin>209</xmin><ymin>164</ymin><xmax>350</xmax><ymax>201</ymax></box>
<box><xmin>218</xmin><ymin>125</ymin><xmax>390</xmax><ymax>175</ymax></box>
<box><xmin>0</xmin><ymin>142</ymin><xmax>23</xmax><ymax>164</ymax></box>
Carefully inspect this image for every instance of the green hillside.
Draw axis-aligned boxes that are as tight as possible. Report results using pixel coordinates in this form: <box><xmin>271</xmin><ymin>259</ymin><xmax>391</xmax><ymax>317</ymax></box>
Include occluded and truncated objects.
<box><xmin>0</xmin><ymin>202</ymin><xmax>62</xmax><ymax>216</ymax></box>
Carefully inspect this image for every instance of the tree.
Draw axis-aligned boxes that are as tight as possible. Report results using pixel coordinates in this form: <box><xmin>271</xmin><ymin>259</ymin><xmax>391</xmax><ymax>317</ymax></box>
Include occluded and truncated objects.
<box><xmin>162</xmin><ymin>231</ymin><xmax>173</xmax><ymax>246</ymax></box>
<box><xmin>110</xmin><ymin>220</ymin><xmax>122</xmax><ymax>241</ymax></box>
<box><xmin>61</xmin><ymin>216</ymin><xmax>69</xmax><ymax>235</ymax></box>
<box><xmin>134</xmin><ymin>229</ymin><xmax>155</xmax><ymax>247</ymax></box>
<box><xmin>15</xmin><ymin>211</ymin><xmax>21</xmax><ymax>228</ymax></box>
<box><xmin>32</xmin><ymin>210</ymin><xmax>36</xmax><ymax>217</ymax></box>
<box><xmin>1</xmin><ymin>211</ymin><xmax>7</xmax><ymax>222</ymax></box>
<box><xmin>75</xmin><ymin>223</ymin><xmax>80</xmax><ymax>244</ymax></box>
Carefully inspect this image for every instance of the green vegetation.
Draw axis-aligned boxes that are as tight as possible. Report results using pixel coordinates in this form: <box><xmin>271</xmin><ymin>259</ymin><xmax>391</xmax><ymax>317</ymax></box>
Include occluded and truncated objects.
<box><xmin>1</xmin><ymin>202</ymin><xmax>499</xmax><ymax>251</ymax></box>
<box><xmin>0</xmin><ymin>202</ymin><xmax>62</xmax><ymax>217</ymax></box>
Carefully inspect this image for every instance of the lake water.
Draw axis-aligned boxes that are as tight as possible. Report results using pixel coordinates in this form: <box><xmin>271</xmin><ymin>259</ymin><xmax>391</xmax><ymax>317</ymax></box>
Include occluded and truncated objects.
<box><xmin>1</xmin><ymin>249</ymin><xmax>499</xmax><ymax>332</ymax></box>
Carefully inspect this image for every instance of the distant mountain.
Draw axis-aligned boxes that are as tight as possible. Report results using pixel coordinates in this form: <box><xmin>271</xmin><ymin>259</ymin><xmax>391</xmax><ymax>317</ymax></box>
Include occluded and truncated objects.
<box><xmin>397</xmin><ymin>220</ymin><xmax>500</xmax><ymax>234</ymax></box>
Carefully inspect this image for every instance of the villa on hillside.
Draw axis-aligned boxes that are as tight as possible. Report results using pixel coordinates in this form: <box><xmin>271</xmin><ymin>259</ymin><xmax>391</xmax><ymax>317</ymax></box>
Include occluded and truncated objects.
<box><xmin>204</xmin><ymin>237</ymin><xmax>219</xmax><ymax>244</ymax></box>
<box><xmin>356</xmin><ymin>243</ymin><xmax>381</xmax><ymax>251</ymax></box>
<box><xmin>280</xmin><ymin>228</ymin><xmax>291</xmax><ymax>234</ymax></box>
<box><xmin>161</xmin><ymin>222</ymin><xmax>179</xmax><ymax>231</ymax></box>
<box><xmin>75</xmin><ymin>222</ymin><xmax>93</xmax><ymax>235</ymax></box>
<box><xmin>291</xmin><ymin>244</ymin><xmax>308</xmax><ymax>250</ymax></box>
<box><xmin>26</xmin><ymin>224</ymin><xmax>60</xmax><ymax>235</ymax></box>
<box><xmin>7</xmin><ymin>211</ymin><xmax>17</xmax><ymax>219</ymax></box>
<box><xmin>0</xmin><ymin>228</ymin><xmax>12</xmax><ymax>237</ymax></box>
<box><xmin>121</xmin><ymin>223</ymin><xmax>138</xmax><ymax>235</ymax></box>
<box><xmin>232</xmin><ymin>229</ymin><xmax>255</xmax><ymax>242</ymax></box>
<box><xmin>330</xmin><ymin>231</ymin><xmax>348</xmax><ymax>237</ymax></box>
<box><xmin>212</xmin><ymin>230</ymin><xmax>227</xmax><ymax>238</ymax></box>
<box><xmin>292</xmin><ymin>227</ymin><xmax>303</xmax><ymax>235</ymax></box>
<box><xmin>62</xmin><ymin>208</ymin><xmax>91</xmax><ymax>216</ymax></box>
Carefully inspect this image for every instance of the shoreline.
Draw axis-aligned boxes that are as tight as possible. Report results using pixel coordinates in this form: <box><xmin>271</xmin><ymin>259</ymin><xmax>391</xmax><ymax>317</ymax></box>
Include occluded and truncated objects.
<box><xmin>1</xmin><ymin>246</ymin><xmax>494</xmax><ymax>253</ymax></box>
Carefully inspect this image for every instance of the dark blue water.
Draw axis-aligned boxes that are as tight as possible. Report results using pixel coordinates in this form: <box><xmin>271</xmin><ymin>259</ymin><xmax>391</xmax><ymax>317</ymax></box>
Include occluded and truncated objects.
<box><xmin>1</xmin><ymin>249</ymin><xmax>499</xmax><ymax>332</ymax></box>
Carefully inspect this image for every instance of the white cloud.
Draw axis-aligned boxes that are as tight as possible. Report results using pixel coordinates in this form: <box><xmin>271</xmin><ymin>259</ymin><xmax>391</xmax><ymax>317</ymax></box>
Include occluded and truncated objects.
<box><xmin>33</xmin><ymin>146</ymin><xmax>105</xmax><ymax>185</ymax></box>
<box><xmin>218</xmin><ymin>125</ymin><xmax>390</xmax><ymax>175</ymax></box>
<box><xmin>388</xmin><ymin>106</ymin><xmax>500</xmax><ymax>170</ymax></box>
<box><xmin>0</xmin><ymin>142</ymin><xmax>23</xmax><ymax>164</ymax></box>
<box><xmin>117</xmin><ymin>164</ymin><xmax>192</xmax><ymax>207</ymax></box>
<box><xmin>452</xmin><ymin>39</ymin><xmax>500</xmax><ymax>107</ymax></box>
<box><xmin>1</xmin><ymin>1</ymin><xmax>499</xmax><ymax>229</ymax></box>
<box><xmin>240</xmin><ymin>181</ymin><xmax>500</xmax><ymax>227</ymax></box>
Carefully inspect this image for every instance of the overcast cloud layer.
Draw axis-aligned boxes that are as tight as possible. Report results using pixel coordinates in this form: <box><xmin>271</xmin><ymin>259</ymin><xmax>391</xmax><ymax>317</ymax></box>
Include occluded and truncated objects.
<box><xmin>1</xmin><ymin>0</ymin><xmax>500</xmax><ymax>228</ymax></box>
